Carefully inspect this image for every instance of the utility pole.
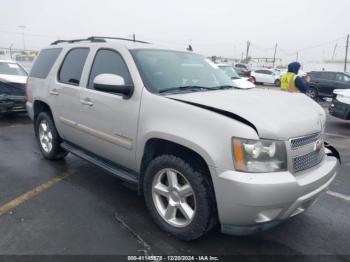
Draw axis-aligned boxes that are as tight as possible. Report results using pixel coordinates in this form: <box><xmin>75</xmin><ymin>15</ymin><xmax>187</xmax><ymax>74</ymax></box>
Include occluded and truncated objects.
<box><xmin>245</xmin><ymin>41</ymin><xmax>251</xmax><ymax>62</ymax></box>
<box><xmin>9</xmin><ymin>44</ymin><xmax>13</xmax><ymax>60</ymax></box>
<box><xmin>296</xmin><ymin>52</ymin><xmax>299</xmax><ymax>61</ymax></box>
<box><xmin>332</xmin><ymin>43</ymin><xmax>338</xmax><ymax>61</ymax></box>
<box><xmin>344</xmin><ymin>34</ymin><xmax>349</xmax><ymax>72</ymax></box>
<box><xmin>18</xmin><ymin>25</ymin><xmax>26</xmax><ymax>51</ymax></box>
<box><xmin>132</xmin><ymin>34</ymin><xmax>136</xmax><ymax>42</ymax></box>
<box><xmin>272</xmin><ymin>43</ymin><xmax>277</xmax><ymax>67</ymax></box>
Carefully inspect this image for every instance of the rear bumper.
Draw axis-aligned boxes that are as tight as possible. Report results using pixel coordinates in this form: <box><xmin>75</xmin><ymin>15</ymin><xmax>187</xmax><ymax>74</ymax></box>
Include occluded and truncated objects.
<box><xmin>210</xmin><ymin>155</ymin><xmax>339</xmax><ymax>235</ymax></box>
<box><xmin>0</xmin><ymin>96</ymin><xmax>26</xmax><ymax>114</ymax></box>
<box><xmin>329</xmin><ymin>98</ymin><xmax>350</xmax><ymax>120</ymax></box>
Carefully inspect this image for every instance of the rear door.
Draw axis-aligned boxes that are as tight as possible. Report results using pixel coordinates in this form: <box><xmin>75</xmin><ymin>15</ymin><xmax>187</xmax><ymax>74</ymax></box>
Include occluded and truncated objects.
<box><xmin>50</xmin><ymin>47</ymin><xmax>90</xmax><ymax>144</ymax></box>
<box><xmin>253</xmin><ymin>70</ymin><xmax>264</xmax><ymax>83</ymax></box>
<box><xmin>78</xmin><ymin>48</ymin><xmax>141</xmax><ymax>170</ymax></box>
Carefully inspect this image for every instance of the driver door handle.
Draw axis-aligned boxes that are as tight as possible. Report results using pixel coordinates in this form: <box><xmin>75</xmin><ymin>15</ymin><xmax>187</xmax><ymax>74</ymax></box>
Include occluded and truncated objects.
<box><xmin>80</xmin><ymin>98</ymin><xmax>94</xmax><ymax>107</ymax></box>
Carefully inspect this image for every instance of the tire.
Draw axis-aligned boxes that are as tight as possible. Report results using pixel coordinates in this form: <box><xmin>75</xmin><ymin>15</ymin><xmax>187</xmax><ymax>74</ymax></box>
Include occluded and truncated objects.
<box><xmin>35</xmin><ymin>112</ymin><xmax>68</xmax><ymax>160</ymax></box>
<box><xmin>306</xmin><ymin>87</ymin><xmax>318</xmax><ymax>100</ymax></box>
<box><xmin>251</xmin><ymin>77</ymin><xmax>256</xmax><ymax>84</ymax></box>
<box><xmin>143</xmin><ymin>155</ymin><xmax>216</xmax><ymax>241</ymax></box>
<box><xmin>274</xmin><ymin>79</ymin><xmax>281</xmax><ymax>87</ymax></box>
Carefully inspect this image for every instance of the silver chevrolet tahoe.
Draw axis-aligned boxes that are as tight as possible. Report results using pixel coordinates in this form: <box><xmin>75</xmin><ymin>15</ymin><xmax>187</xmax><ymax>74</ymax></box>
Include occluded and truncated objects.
<box><xmin>26</xmin><ymin>37</ymin><xmax>340</xmax><ymax>240</ymax></box>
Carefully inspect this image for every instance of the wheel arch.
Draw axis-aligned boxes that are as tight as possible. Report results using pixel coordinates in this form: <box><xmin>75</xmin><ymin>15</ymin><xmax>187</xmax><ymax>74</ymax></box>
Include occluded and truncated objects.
<box><xmin>33</xmin><ymin>100</ymin><xmax>53</xmax><ymax>121</ymax></box>
<box><xmin>138</xmin><ymin>137</ymin><xmax>214</xmax><ymax>195</ymax></box>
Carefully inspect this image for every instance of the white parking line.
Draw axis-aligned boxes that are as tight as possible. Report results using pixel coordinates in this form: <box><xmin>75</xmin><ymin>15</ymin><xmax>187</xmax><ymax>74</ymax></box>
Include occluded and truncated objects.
<box><xmin>327</xmin><ymin>190</ymin><xmax>350</xmax><ymax>202</ymax></box>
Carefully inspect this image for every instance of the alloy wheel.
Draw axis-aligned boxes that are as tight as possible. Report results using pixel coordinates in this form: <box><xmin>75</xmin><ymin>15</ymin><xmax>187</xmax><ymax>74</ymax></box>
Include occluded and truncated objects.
<box><xmin>38</xmin><ymin>119</ymin><xmax>53</xmax><ymax>153</ymax></box>
<box><xmin>152</xmin><ymin>168</ymin><xmax>196</xmax><ymax>227</ymax></box>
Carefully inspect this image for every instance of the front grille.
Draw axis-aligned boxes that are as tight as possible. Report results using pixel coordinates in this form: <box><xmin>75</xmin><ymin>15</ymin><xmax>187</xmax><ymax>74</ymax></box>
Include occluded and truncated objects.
<box><xmin>293</xmin><ymin>149</ymin><xmax>324</xmax><ymax>172</ymax></box>
<box><xmin>290</xmin><ymin>133</ymin><xmax>321</xmax><ymax>150</ymax></box>
<box><xmin>0</xmin><ymin>81</ymin><xmax>25</xmax><ymax>96</ymax></box>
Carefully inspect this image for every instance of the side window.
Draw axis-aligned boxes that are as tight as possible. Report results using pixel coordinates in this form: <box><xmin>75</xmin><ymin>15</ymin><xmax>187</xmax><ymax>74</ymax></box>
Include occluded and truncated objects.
<box><xmin>29</xmin><ymin>48</ymin><xmax>62</xmax><ymax>79</ymax></box>
<box><xmin>58</xmin><ymin>48</ymin><xmax>89</xmax><ymax>86</ymax></box>
<box><xmin>321</xmin><ymin>72</ymin><xmax>335</xmax><ymax>81</ymax></box>
<box><xmin>255</xmin><ymin>70</ymin><xmax>263</xmax><ymax>74</ymax></box>
<box><xmin>88</xmin><ymin>49</ymin><xmax>132</xmax><ymax>90</ymax></box>
<box><xmin>262</xmin><ymin>70</ymin><xmax>273</xmax><ymax>75</ymax></box>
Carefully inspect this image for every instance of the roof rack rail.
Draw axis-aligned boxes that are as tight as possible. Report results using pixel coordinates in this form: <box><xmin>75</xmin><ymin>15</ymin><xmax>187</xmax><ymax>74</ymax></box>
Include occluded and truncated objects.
<box><xmin>90</xmin><ymin>36</ymin><xmax>151</xmax><ymax>44</ymax></box>
<box><xmin>50</xmin><ymin>37</ymin><xmax>106</xmax><ymax>45</ymax></box>
<box><xmin>51</xmin><ymin>36</ymin><xmax>150</xmax><ymax>45</ymax></box>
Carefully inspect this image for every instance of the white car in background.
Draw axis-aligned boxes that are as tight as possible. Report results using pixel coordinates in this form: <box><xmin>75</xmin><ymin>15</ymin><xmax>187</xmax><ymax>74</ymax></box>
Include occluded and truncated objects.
<box><xmin>217</xmin><ymin>64</ymin><xmax>255</xmax><ymax>89</ymax></box>
<box><xmin>329</xmin><ymin>89</ymin><xmax>350</xmax><ymax>120</ymax></box>
<box><xmin>250</xmin><ymin>69</ymin><xmax>280</xmax><ymax>87</ymax></box>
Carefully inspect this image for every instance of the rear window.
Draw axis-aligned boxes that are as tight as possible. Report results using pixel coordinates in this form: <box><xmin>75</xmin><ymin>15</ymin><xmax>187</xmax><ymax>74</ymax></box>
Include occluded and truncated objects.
<box><xmin>58</xmin><ymin>48</ymin><xmax>89</xmax><ymax>86</ymax></box>
<box><xmin>29</xmin><ymin>48</ymin><xmax>62</xmax><ymax>79</ymax></box>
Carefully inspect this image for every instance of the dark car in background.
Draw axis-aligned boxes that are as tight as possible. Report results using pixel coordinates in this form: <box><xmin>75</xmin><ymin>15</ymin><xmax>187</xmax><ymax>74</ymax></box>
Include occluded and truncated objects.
<box><xmin>0</xmin><ymin>60</ymin><xmax>28</xmax><ymax>115</ymax></box>
<box><xmin>307</xmin><ymin>71</ymin><xmax>350</xmax><ymax>100</ymax></box>
<box><xmin>234</xmin><ymin>63</ymin><xmax>251</xmax><ymax>77</ymax></box>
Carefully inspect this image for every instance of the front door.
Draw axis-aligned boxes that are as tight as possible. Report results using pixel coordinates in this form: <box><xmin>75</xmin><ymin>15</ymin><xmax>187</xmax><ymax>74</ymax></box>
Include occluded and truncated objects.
<box><xmin>78</xmin><ymin>48</ymin><xmax>141</xmax><ymax>171</ymax></box>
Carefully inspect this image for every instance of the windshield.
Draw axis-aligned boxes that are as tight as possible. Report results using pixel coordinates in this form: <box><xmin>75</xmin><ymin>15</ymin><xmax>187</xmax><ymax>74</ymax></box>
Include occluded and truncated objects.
<box><xmin>0</xmin><ymin>62</ymin><xmax>27</xmax><ymax>76</ymax></box>
<box><xmin>131</xmin><ymin>49</ymin><xmax>233</xmax><ymax>93</ymax></box>
<box><xmin>218</xmin><ymin>66</ymin><xmax>240</xmax><ymax>79</ymax></box>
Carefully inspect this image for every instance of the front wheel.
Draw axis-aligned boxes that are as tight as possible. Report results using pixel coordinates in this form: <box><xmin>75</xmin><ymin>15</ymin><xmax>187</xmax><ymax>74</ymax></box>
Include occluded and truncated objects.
<box><xmin>35</xmin><ymin>112</ymin><xmax>68</xmax><ymax>160</ymax></box>
<box><xmin>274</xmin><ymin>79</ymin><xmax>281</xmax><ymax>87</ymax></box>
<box><xmin>143</xmin><ymin>155</ymin><xmax>216</xmax><ymax>241</ymax></box>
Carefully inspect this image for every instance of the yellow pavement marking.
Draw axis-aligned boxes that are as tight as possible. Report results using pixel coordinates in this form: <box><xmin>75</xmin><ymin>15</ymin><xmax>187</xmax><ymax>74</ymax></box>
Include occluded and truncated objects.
<box><xmin>0</xmin><ymin>172</ymin><xmax>72</xmax><ymax>216</ymax></box>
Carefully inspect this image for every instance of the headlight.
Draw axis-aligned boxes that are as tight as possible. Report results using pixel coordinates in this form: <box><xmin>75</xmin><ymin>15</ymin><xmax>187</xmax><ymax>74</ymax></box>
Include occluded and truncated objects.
<box><xmin>232</xmin><ymin>138</ymin><xmax>287</xmax><ymax>173</ymax></box>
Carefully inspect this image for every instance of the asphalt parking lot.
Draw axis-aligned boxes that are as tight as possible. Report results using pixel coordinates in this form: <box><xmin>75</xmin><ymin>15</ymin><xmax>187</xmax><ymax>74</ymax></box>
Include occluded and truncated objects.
<box><xmin>0</xmin><ymin>98</ymin><xmax>349</xmax><ymax>260</ymax></box>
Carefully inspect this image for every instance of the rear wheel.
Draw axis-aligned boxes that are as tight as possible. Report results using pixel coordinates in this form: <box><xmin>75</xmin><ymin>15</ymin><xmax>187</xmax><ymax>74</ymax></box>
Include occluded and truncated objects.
<box><xmin>35</xmin><ymin>112</ymin><xmax>68</xmax><ymax>160</ymax></box>
<box><xmin>143</xmin><ymin>155</ymin><xmax>216</xmax><ymax>241</ymax></box>
<box><xmin>306</xmin><ymin>87</ymin><xmax>318</xmax><ymax>100</ymax></box>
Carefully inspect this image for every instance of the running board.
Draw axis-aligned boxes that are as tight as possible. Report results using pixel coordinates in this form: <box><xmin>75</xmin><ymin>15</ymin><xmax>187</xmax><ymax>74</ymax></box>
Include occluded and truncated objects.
<box><xmin>61</xmin><ymin>142</ymin><xmax>138</xmax><ymax>184</ymax></box>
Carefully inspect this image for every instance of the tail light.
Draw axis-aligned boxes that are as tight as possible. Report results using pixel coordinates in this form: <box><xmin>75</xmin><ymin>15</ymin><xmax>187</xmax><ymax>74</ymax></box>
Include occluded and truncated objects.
<box><xmin>248</xmin><ymin>76</ymin><xmax>254</xmax><ymax>82</ymax></box>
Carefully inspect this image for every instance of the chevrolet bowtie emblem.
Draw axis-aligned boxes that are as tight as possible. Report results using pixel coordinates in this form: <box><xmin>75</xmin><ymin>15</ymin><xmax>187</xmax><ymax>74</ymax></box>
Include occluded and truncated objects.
<box><xmin>314</xmin><ymin>140</ymin><xmax>323</xmax><ymax>151</ymax></box>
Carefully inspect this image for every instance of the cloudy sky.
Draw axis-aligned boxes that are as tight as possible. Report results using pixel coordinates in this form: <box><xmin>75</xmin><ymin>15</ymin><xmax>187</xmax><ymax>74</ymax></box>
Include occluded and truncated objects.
<box><xmin>1</xmin><ymin>0</ymin><xmax>349</xmax><ymax>63</ymax></box>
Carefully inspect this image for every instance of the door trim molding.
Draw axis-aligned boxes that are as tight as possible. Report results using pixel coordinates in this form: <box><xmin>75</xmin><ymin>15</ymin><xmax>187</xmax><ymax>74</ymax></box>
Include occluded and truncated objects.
<box><xmin>59</xmin><ymin>117</ymin><xmax>133</xmax><ymax>149</ymax></box>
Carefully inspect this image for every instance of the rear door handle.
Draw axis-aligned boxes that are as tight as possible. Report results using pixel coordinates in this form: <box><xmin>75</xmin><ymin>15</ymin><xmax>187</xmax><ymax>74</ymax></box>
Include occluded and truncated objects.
<box><xmin>80</xmin><ymin>98</ymin><xmax>94</xmax><ymax>107</ymax></box>
<box><xmin>49</xmin><ymin>89</ymin><xmax>59</xmax><ymax>96</ymax></box>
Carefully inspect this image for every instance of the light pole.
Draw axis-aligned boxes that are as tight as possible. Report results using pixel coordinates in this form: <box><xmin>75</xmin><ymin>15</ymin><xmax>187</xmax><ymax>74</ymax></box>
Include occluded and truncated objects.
<box><xmin>18</xmin><ymin>25</ymin><xmax>26</xmax><ymax>51</ymax></box>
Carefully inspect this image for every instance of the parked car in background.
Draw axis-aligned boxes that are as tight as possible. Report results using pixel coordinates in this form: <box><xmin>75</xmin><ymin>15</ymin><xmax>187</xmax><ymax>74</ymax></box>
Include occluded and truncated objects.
<box><xmin>217</xmin><ymin>64</ymin><xmax>255</xmax><ymax>89</ymax></box>
<box><xmin>0</xmin><ymin>60</ymin><xmax>28</xmax><ymax>115</ymax></box>
<box><xmin>329</xmin><ymin>89</ymin><xmax>350</xmax><ymax>120</ymax></box>
<box><xmin>234</xmin><ymin>63</ymin><xmax>251</xmax><ymax>77</ymax></box>
<box><xmin>307</xmin><ymin>71</ymin><xmax>350</xmax><ymax>100</ymax></box>
<box><xmin>250</xmin><ymin>69</ymin><xmax>280</xmax><ymax>86</ymax></box>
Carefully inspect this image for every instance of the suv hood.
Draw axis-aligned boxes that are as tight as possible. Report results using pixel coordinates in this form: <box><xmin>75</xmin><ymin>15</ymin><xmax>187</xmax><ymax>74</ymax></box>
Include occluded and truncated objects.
<box><xmin>166</xmin><ymin>89</ymin><xmax>325</xmax><ymax>140</ymax></box>
<box><xmin>0</xmin><ymin>74</ymin><xmax>27</xmax><ymax>84</ymax></box>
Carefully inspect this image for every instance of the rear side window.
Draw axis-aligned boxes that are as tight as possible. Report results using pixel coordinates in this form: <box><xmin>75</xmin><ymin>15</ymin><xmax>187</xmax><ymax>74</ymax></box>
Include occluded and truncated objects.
<box><xmin>87</xmin><ymin>49</ymin><xmax>132</xmax><ymax>89</ymax></box>
<box><xmin>29</xmin><ymin>48</ymin><xmax>62</xmax><ymax>79</ymax></box>
<box><xmin>58</xmin><ymin>48</ymin><xmax>89</xmax><ymax>86</ymax></box>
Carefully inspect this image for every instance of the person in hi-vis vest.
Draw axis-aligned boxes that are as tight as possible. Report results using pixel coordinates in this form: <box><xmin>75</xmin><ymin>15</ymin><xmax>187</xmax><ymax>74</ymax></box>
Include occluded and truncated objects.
<box><xmin>280</xmin><ymin>62</ymin><xmax>309</xmax><ymax>93</ymax></box>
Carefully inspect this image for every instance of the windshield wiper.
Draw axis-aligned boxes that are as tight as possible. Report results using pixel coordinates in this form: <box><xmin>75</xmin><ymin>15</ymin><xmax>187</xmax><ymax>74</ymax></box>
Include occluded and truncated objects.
<box><xmin>159</xmin><ymin>85</ymin><xmax>219</xmax><ymax>94</ymax></box>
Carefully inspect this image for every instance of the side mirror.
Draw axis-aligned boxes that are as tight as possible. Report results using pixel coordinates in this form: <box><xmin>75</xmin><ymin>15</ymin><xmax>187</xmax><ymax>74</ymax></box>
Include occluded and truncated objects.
<box><xmin>93</xmin><ymin>74</ymin><xmax>133</xmax><ymax>98</ymax></box>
